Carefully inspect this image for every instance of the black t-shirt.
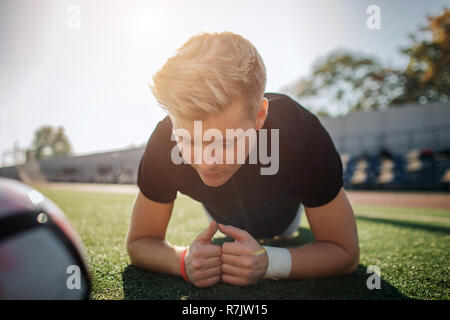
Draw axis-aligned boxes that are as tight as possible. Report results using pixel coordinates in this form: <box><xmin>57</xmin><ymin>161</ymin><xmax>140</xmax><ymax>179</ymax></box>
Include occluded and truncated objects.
<box><xmin>137</xmin><ymin>92</ymin><xmax>343</xmax><ymax>238</ymax></box>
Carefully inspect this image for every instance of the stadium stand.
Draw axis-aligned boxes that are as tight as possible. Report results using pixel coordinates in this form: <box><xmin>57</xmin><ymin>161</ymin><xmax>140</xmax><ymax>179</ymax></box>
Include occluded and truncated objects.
<box><xmin>0</xmin><ymin>145</ymin><xmax>449</xmax><ymax>192</ymax></box>
<box><xmin>343</xmin><ymin>147</ymin><xmax>450</xmax><ymax>191</ymax></box>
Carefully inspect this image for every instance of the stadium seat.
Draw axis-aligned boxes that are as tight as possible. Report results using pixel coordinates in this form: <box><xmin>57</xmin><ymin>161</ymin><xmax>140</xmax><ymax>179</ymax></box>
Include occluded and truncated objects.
<box><xmin>435</xmin><ymin>150</ymin><xmax>450</xmax><ymax>191</ymax></box>
<box><xmin>343</xmin><ymin>155</ymin><xmax>358</xmax><ymax>189</ymax></box>
<box><xmin>376</xmin><ymin>159</ymin><xmax>394</xmax><ymax>183</ymax></box>
<box><xmin>346</xmin><ymin>154</ymin><xmax>376</xmax><ymax>190</ymax></box>
<box><xmin>441</xmin><ymin>169</ymin><xmax>450</xmax><ymax>183</ymax></box>
<box><xmin>374</xmin><ymin>154</ymin><xmax>407</xmax><ymax>190</ymax></box>
<box><xmin>404</xmin><ymin>148</ymin><xmax>437</xmax><ymax>191</ymax></box>
<box><xmin>340</xmin><ymin>153</ymin><xmax>350</xmax><ymax>173</ymax></box>
<box><xmin>340</xmin><ymin>146</ymin><xmax>449</xmax><ymax>192</ymax></box>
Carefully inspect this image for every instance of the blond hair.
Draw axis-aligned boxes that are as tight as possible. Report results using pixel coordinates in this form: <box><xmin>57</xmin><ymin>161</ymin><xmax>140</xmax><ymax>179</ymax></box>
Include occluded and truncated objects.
<box><xmin>150</xmin><ymin>31</ymin><xmax>267</xmax><ymax>120</ymax></box>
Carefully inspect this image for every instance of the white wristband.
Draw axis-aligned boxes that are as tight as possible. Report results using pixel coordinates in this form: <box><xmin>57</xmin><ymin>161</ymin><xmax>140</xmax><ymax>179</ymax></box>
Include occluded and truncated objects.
<box><xmin>262</xmin><ymin>246</ymin><xmax>292</xmax><ymax>280</ymax></box>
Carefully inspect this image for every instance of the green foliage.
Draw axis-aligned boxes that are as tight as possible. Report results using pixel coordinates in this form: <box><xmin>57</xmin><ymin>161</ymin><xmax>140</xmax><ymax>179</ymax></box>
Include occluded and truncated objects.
<box><xmin>283</xmin><ymin>8</ymin><xmax>449</xmax><ymax>116</ymax></box>
<box><xmin>288</xmin><ymin>51</ymin><xmax>404</xmax><ymax>114</ymax></box>
<box><xmin>28</xmin><ymin>125</ymin><xmax>73</xmax><ymax>160</ymax></box>
<box><xmin>399</xmin><ymin>9</ymin><xmax>450</xmax><ymax>104</ymax></box>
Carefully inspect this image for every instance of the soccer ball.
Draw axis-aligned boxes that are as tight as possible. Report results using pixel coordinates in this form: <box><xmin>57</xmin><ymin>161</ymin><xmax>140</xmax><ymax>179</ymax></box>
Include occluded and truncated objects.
<box><xmin>0</xmin><ymin>178</ymin><xmax>90</xmax><ymax>299</ymax></box>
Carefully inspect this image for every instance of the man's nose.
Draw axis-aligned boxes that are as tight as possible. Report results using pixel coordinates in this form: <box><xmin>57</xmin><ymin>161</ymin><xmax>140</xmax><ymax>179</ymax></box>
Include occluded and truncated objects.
<box><xmin>197</xmin><ymin>159</ymin><xmax>220</xmax><ymax>171</ymax></box>
<box><xmin>192</xmin><ymin>143</ymin><xmax>223</xmax><ymax>165</ymax></box>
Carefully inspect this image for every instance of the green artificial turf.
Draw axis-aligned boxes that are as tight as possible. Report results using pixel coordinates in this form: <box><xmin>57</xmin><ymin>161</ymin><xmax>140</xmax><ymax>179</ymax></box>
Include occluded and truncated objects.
<box><xmin>35</xmin><ymin>187</ymin><xmax>450</xmax><ymax>300</ymax></box>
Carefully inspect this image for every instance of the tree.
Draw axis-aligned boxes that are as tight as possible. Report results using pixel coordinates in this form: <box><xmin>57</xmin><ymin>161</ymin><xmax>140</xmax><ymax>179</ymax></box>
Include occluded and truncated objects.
<box><xmin>399</xmin><ymin>8</ymin><xmax>450</xmax><ymax>104</ymax></box>
<box><xmin>282</xmin><ymin>8</ymin><xmax>449</xmax><ymax>116</ymax></box>
<box><xmin>52</xmin><ymin>127</ymin><xmax>72</xmax><ymax>157</ymax></box>
<box><xmin>282</xmin><ymin>51</ymin><xmax>405</xmax><ymax>115</ymax></box>
<box><xmin>29</xmin><ymin>125</ymin><xmax>73</xmax><ymax>160</ymax></box>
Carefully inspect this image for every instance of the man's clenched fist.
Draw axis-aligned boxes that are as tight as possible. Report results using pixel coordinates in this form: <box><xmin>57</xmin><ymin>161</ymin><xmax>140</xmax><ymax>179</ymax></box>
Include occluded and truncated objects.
<box><xmin>184</xmin><ymin>220</ymin><xmax>222</xmax><ymax>288</ymax></box>
<box><xmin>218</xmin><ymin>224</ymin><xmax>268</xmax><ymax>286</ymax></box>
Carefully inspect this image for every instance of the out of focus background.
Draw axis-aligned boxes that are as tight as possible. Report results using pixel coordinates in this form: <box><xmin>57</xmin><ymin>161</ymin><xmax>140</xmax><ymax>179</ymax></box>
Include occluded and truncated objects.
<box><xmin>1</xmin><ymin>0</ymin><xmax>449</xmax><ymax>300</ymax></box>
<box><xmin>1</xmin><ymin>0</ymin><xmax>449</xmax><ymax>192</ymax></box>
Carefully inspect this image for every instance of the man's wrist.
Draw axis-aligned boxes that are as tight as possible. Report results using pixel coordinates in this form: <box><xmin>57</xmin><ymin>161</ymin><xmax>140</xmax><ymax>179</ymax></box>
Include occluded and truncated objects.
<box><xmin>180</xmin><ymin>247</ymin><xmax>189</xmax><ymax>281</ymax></box>
<box><xmin>262</xmin><ymin>246</ymin><xmax>292</xmax><ymax>280</ymax></box>
<box><xmin>172</xmin><ymin>246</ymin><xmax>188</xmax><ymax>276</ymax></box>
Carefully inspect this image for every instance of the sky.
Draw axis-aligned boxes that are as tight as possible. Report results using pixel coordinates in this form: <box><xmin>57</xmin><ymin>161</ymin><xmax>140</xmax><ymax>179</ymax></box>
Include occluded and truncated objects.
<box><xmin>0</xmin><ymin>0</ymin><xmax>448</xmax><ymax>165</ymax></box>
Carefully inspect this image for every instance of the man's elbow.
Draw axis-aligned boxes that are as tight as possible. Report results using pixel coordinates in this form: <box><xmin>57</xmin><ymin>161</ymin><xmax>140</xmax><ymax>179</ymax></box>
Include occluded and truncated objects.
<box><xmin>344</xmin><ymin>245</ymin><xmax>360</xmax><ymax>275</ymax></box>
<box><xmin>126</xmin><ymin>238</ymin><xmax>140</xmax><ymax>265</ymax></box>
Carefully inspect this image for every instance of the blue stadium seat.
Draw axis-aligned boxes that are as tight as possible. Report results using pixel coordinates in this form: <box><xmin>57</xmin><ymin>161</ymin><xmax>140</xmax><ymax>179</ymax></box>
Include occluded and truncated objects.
<box><xmin>345</xmin><ymin>154</ymin><xmax>376</xmax><ymax>190</ymax></box>
<box><xmin>435</xmin><ymin>158</ymin><xmax>450</xmax><ymax>191</ymax></box>
<box><xmin>373</xmin><ymin>153</ymin><xmax>408</xmax><ymax>190</ymax></box>
<box><xmin>340</xmin><ymin>147</ymin><xmax>450</xmax><ymax>192</ymax></box>
<box><xmin>403</xmin><ymin>149</ymin><xmax>437</xmax><ymax>191</ymax></box>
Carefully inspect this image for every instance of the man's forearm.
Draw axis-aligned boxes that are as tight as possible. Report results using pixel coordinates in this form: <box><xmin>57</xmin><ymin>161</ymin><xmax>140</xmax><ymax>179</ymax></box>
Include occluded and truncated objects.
<box><xmin>127</xmin><ymin>237</ymin><xmax>185</xmax><ymax>276</ymax></box>
<box><xmin>288</xmin><ymin>241</ymin><xmax>359</xmax><ymax>279</ymax></box>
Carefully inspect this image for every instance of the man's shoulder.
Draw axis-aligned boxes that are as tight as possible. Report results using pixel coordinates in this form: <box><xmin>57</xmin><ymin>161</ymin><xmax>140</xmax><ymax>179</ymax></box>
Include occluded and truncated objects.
<box><xmin>263</xmin><ymin>92</ymin><xmax>318</xmax><ymax>154</ymax></box>
<box><xmin>264</xmin><ymin>92</ymin><xmax>314</xmax><ymax>117</ymax></box>
<box><xmin>144</xmin><ymin>115</ymin><xmax>175</xmax><ymax>154</ymax></box>
<box><xmin>157</xmin><ymin>114</ymin><xmax>173</xmax><ymax>131</ymax></box>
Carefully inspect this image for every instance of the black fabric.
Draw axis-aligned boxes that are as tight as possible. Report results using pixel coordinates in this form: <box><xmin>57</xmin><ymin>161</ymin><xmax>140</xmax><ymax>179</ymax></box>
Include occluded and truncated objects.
<box><xmin>137</xmin><ymin>92</ymin><xmax>343</xmax><ymax>238</ymax></box>
<box><xmin>0</xmin><ymin>210</ymin><xmax>91</xmax><ymax>299</ymax></box>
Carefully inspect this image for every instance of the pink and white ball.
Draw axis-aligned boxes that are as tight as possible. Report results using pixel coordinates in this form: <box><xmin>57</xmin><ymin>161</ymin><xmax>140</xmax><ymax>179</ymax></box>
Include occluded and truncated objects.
<box><xmin>0</xmin><ymin>177</ymin><xmax>90</xmax><ymax>299</ymax></box>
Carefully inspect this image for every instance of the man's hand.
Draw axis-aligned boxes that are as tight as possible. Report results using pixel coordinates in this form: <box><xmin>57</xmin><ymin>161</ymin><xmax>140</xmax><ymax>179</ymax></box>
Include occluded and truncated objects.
<box><xmin>185</xmin><ymin>220</ymin><xmax>222</xmax><ymax>288</ymax></box>
<box><xmin>218</xmin><ymin>224</ymin><xmax>268</xmax><ymax>286</ymax></box>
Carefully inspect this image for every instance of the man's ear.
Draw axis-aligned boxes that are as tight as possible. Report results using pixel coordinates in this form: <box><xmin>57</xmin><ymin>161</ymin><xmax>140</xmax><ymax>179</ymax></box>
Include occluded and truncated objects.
<box><xmin>255</xmin><ymin>98</ymin><xmax>269</xmax><ymax>130</ymax></box>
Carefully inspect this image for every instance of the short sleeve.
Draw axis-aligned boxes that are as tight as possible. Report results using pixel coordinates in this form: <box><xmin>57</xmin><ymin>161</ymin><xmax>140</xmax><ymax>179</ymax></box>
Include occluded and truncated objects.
<box><xmin>297</xmin><ymin>115</ymin><xmax>343</xmax><ymax>208</ymax></box>
<box><xmin>137</xmin><ymin>117</ymin><xmax>178</xmax><ymax>203</ymax></box>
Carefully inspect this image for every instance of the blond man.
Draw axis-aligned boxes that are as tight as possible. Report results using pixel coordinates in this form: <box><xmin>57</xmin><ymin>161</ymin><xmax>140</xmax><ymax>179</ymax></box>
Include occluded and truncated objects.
<box><xmin>126</xmin><ymin>31</ymin><xmax>359</xmax><ymax>288</ymax></box>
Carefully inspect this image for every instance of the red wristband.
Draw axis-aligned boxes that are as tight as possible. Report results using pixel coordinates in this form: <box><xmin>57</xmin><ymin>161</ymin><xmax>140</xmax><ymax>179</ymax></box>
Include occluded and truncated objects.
<box><xmin>180</xmin><ymin>248</ymin><xmax>189</xmax><ymax>282</ymax></box>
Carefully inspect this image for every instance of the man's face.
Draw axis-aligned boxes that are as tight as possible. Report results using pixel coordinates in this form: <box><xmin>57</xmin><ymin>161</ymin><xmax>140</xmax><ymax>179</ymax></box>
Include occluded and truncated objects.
<box><xmin>171</xmin><ymin>98</ymin><xmax>266</xmax><ymax>187</ymax></box>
